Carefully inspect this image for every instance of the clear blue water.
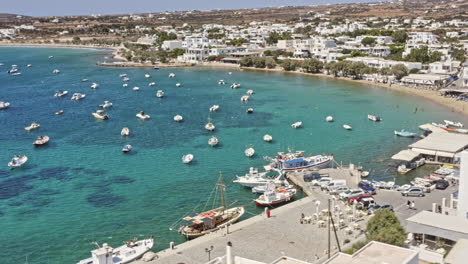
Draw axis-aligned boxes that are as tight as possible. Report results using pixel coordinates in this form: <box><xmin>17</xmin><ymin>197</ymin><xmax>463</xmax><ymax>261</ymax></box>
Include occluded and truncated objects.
<box><xmin>0</xmin><ymin>47</ymin><xmax>466</xmax><ymax>263</ymax></box>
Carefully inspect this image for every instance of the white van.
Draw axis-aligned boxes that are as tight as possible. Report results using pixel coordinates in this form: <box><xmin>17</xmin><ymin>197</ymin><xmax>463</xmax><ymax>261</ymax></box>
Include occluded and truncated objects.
<box><xmin>324</xmin><ymin>179</ymin><xmax>347</xmax><ymax>191</ymax></box>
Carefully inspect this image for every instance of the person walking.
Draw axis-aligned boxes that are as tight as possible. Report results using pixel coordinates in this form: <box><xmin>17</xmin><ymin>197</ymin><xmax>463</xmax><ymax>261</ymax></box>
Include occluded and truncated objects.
<box><xmin>411</xmin><ymin>201</ymin><xmax>416</xmax><ymax>210</ymax></box>
<box><xmin>407</xmin><ymin>200</ymin><xmax>411</xmax><ymax>209</ymax></box>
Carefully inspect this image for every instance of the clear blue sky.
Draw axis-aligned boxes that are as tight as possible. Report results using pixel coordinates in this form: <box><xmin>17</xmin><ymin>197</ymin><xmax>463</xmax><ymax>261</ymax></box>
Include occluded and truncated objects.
<box><xmin>4</xmin><ymin>0</ymin><xmax>384</xmax><ymax>17</ymax></box>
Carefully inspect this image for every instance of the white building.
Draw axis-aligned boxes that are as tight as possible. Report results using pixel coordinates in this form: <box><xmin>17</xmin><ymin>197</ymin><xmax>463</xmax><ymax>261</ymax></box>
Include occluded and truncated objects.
<box><xmin>0</xmin><ymin>28</ymin><xmax>16</xmax><ymax>38</ymax></box>
<box><xmin>345</xmin><ymin>57</ymin><xmax>422</xmax><ymax>70</ymax></box>
<box><xmin>408</xmin><ymin>32</ymin><xmax>438</xmax><ymax>44</ymax></box>
<box><xmin>355</xmin><ymin>35</ymin><xmax>393</xmax><ymax>44</ymax></box>
<box><xmin>162</xmin><ymin>40</ymin><xmax>183</xmax><ymax>50</ymax></box>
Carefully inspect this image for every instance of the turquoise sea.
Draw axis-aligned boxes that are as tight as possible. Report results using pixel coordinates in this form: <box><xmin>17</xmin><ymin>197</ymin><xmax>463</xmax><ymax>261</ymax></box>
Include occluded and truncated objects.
<box><xmin>0</xmin><ymin>47</ymin><xmax>466</xmax><ymax>263</ymax></box>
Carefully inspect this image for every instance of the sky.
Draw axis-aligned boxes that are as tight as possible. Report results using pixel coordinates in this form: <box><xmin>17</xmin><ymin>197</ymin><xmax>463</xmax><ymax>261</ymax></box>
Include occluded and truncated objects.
<box><xmin>3</xmin><ymin>0</ymin><xmax>385</xmax><ymax>17</ymax></box>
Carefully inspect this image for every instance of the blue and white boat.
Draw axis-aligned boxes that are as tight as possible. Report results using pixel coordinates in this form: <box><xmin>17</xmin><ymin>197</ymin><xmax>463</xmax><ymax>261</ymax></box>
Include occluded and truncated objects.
<box><xmin>266</xmin><ymin>151</ymin><xmax>333</xmax><ymax>172</ymax></box>
<box><xmin>394</xmin><ymin>130</ymin><xmax>417</xmax><ymax>137</ymax></box>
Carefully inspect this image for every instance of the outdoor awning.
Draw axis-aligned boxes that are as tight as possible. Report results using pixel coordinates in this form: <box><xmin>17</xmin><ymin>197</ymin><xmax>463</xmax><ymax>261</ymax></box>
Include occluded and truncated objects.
<box><xmin>411</xmin><ymin>148</ymin><xmax>437</xmax><ymax>155</ymax></box>
<box><xmin>436</xmin><ymin>151</ymin><xmax>455</xmax><ymax>158</ymax></box>
<box><xmin>392</xmin><ymin>150</ymin><xmax>421</xmax><ymax>161</ymax></box>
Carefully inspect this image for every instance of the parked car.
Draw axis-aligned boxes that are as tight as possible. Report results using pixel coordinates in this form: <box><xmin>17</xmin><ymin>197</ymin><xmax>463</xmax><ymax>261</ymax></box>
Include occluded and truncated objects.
<box><xmin>303</xmin><ymin>172</ymin><xmax>321</xmax><ymax>182</ymax></box>
<box><xmin>357</xmin><ymin>197</ymin><xmax>375</xmax><ymax>209</ymax></box>
<box><xmin>324</xmin><ymin>179</ymin><xmax>347</xmax><ymax>191</ymax></box>
<box><xmin>401</xmin><ymin>187</ymin><xmax>425</xmax><ymax>197</ymax></box>
<box><xmin>329</xmin><ymin>186</ymin><xmax>349</xmax><ymax>195</ymax></box>
<box><xmin>339</xmin><ymin>189</ymin><xmax>364</xmax><ymax>200</ymax></box>
<box><xmin>348</xmin><ymin>193</ymin><xmax>373</xmax><ymax>204</ymax></box>
<box><xmin>358</xmin><ymin>181</ymin><xmax>376</xmax><ymax>194</ymax></box>
<box><xmin>435</xmin><ymin>180</ymin><xmax>449</xmax><ymax>190</ymax></box>
<box><xmin>311</xmin><ymin>177</ymin><xmax>331</xmax><ymax>186</ymax></box>
<box><xmin>367</xmin><ymin>204</ymin><xmax>394</xmax><ymax>215</ymax></box>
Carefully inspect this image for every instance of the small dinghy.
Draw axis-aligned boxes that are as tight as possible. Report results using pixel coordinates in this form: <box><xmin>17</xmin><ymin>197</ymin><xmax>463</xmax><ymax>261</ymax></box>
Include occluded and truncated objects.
<box><xmin>182</xmin><ymin>154</ymin><xmax>194</xmax><ymax>164</ymax></box>
<box><xmin>8</xmin><ymin>155</ymin><xmax>28</xmax><ymax>169</ymax></box>
<box><xmin>0</xmin><ymin>101</ymin><xmax>10</xmax><ymax>109</ymax></box>
<box><xmin>122</xmin><ymin>144</ymin><xmax>132</xmax><ymax>153</ymax></box>
<box><xmin>33</xmin><ymin>136</ymin><xmax>49</xmax><ymax>146</ymax></box>
<box><xmin>246</xmin><ymin>89</ymin><xmax>254</xmax><ymax>95</ymax></box>
<box><xmin>123</xmin><ymin>77</ymin><xmax>130</xmax><ymax>82</ymax></box>
<box><xmin>176</xmin><ymin>83</ymin><xmax>181</xmax><ymax>87</ymax></box>
<box><xmin>343</xmin><ymin>124</ymin><xmax>352</xmax><ymax>130</ymax></box>
<box><xmin>263</xmin><ymin>134</ymin><xmax>273</xmax><ymax>142</ymax></box>
<box><xmin>123</xmin><ymin>83</ymin><xmax>128</xmax><ymax>87</ymax></box>
<box><xmin>26</xmin><ymin>64</ymin><xmax>32</xmax><ymax>67</ymax></box>
<box><xmin>444</xmin><ymin>120</ymin><xmax>463</xmax><ymax>128</ymax></box>
<box><xmin>119</xmin><ymin>73</ymin><xmax>127</xmax><ymax>78</ymax></box>
<box><xmin>121</xmin><ymin>127</ymin><xmax>130</xmax><ymax>136</ymax></box>
<box><xmin>209</xmin><ymin>105</ymin><xmax>219</xmax><ymax>112</ymax></box>
<box><xmin>361</xmin><ymin>171</ymin><xmax>370</xmax><ymax>178</ymax></box>
<box><xmin>218</xmin><ymin>80</ymin><xmax>226</xmax><ymax>85</ymax></box>
<box><xmin>205</xmin><ymin>121</ymin><xmax>215</xmax><ymax>131</ymax></box>
<box><xmin>133</xmin><ymin>86</ymin><xmax>140</xmax><ymax>91</ymax></box>
<box><xmin>368</xmin><ymin>114</ymin><xmax>382</xmax><ymax>122</ymax></box>
<box><xmin>52</xmin><ymin>69</ymin><xmax>60</xmax><ymax>74</ymax></box>
<box><xmin>156</xmin><ymin>90</ymin><xmax>164</xmax><ymax>98</ymax></box>
<box><xmin>174</xmin><ymin>115</ymin><xmax>183</xmax><ymax>122</ymax></box>
<box><xmin>246</xmin><ymin>108</ymin><xmax>254</xmax><ymax>114</ymax></box>
<box><xmin>245</xmin><ymin>147</ymin><xmax>255</xmax><ymax>158</ymax></box>
<box><xmin>54</xmin><ymin>90</ymin><xmax>68</xmax><ymax>97</ymax></box>
<box><xmin>240</xmin><ymin>95</ymin><xmax>249</xmax><ymax>102</ymax></box>
<box><xmin>208</xmin><ymin>136</ymin><xmax>219</xmax><ymax>147</ymax></box>
<box><xmin>231</xmin><ymin>83</ymin><xmax>241</xmax><ymax>89</ymax></box>
<box><xmin>71</xmin><ymin>93</ymin><xmax>86</xmax><ymax>100</ymax></box>
<box><xmin>25</xmin><ymin>123</ymin><xmax>40</xmax><ymax>131</ymax></box>
<box><xmin>394</xmin><ymin>129</ymin><xmax>416</xmax><ymax>137</ymax></box>
<box><xmin>55</xmin><ymin>110</ymin><xmax>64</xmax><ymax>115</ymax></box>
<box><xmin>136</xmin><ymin>111</ymin><xmax>150</xmax><ymax>120</ymax></box>
<box><xmin>326</xmin><ymin>116</ymin><xmax>333</xmax><ymax>122</ymax></box>
<box><xmin>90</xmin><ymin>82</ymin><xmax>99</xmax><ymax>89</ymax></box>
<box><xmin>148</xmin><ymin>82</ymin><xmax>156</xmax><ymax>86</ymax></box>
<box><xmin>81</xmin><ymin>78</ymin><xmax>89</xmax><ymax>82</ymax></box>
<box><xmin>145</xmin><ymin>73</ymin><xmax>151</xmax><ymax>78</ymax></box>
<box><xmin>168</xmin><ymin>73</ymin><xmax>175</xmax><ymax>78</ymax></box>
<box><xmin>99</xmin><ymin>101</ymin><xmax>113</xmax><ymax>108</ymax></box>
<box><xmin>291</xmin><ymin>121</ymin><xmax>302</xmax><ymax>129</ymax></box>
<box><xmin>92</xmin><ymin>110</ymin><xmax>109</xmax><ymax>120</ymax></box>
<box><xmin>48</xmin><ymin>56</ymin><xmax>54</xmax><ymax>59</ymax></box>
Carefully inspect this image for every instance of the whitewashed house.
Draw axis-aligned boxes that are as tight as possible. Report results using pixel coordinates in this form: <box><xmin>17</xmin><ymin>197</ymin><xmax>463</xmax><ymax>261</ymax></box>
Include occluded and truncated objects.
<box><xmin>162</xmin><ymin>40</ymin><xmax>183</xmax><ymax>50</ymax></box>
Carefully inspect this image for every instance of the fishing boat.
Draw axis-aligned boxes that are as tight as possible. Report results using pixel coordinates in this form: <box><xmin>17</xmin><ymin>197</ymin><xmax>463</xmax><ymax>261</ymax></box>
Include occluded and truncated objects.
<box><xmin>33</xmin><ymin>136</ymin><xmax>49</xmax><ymax>146</ymax></box>
<box><xmin>208</xmin><ymin>136</ymin><xmax>218</xmax><ymax>147</ymax></box>
<box><xmin>218</xmin><ymin>80</ymin><xmax>225</xmax><ymax>85</ymax></box>
<box><xmin>205</xmin><ymin>119</ymin><xmax>215</xmax><ymax>131</ymax></box>
<box><xmin>230</xmin><ymin>83</ymin><xmax>241</xmax><ymax>89</ymax></box>
<box><xmin>209</xmin><ymin>105</ymin><xmax>219</xmax><ymax>112</ymax></box>
<box><xmin>0</xmin><ymin>101</ymin><xmax>10</xmax><ymax>109</ymax></box>
<box><xmin>263</xmin><ymin>134</ymin><xmax>273</xmax><ymax>142</ymax></box>
<box><xmin>99</xmin><ymin>101</ymin><xmax>113</xmax><ymax>109</ymax></box>
<box><xmin>156</xmin><ymin>90</ymin><xmax>164</xmax><ymax>98</ymax></box>
<box><xmin>178</xmin><ymin>173</ymin><xmax>245</xmax><ymax>239</ymax></box>
<box><xmin>90</xmin><ymin>83</ymin><xmax>99</xmax><ymax>89</ymax></box>
<box><xmin>122</xmin><ymin>144</ymin><xmax>132</xmax><ymax>153</ymax></box>
<box><xmin>8</xmin><ymin>155</ymin><xmax>28</xmax><ymax>169</ymax></box>
<box><xmin>361</xmin><ymin>171</ymin><xmax>370</xmax><ymax>178</ymax></box>
<box><xmin>145</xmin><ymin>73</ymin><xmax>151</xmax><ymax>78</ymax></box>
<box><xmin>182</xmin><ymin>154</ymin><xmax>194</xmax><ymax>164</ymax></box>
<box><xmin>291</xmin><ymin>121</ymin><xmax>302</xmax><ymax>128</ymax></box>
<box><xmin>174</xmin><ymin>115</ymin><xmax>183</xmax><ymax>122</ymax></box>
<box><xmin>123</xmin><ymin>83</ymin><xmax>128</xmax><ymax>87</ymax></box>
<box><xmin>240</xmin><ymin>95</ymin><xmax>249</xmax><ymax>102</ymax></box>
<box><xmin>368</xmin><ymin>114</ymin><xmax>382</xmax><ymax>122</ymax></box>
<box><xmin>136</xmin><ymin>111</ymin><xmax>150</xmax><ymax>120</ymax></box>
<box><xmin>77</xmin><ymin>237</ymin><xmax>154</xmax><ymax>264</ymax></box>
<box><xmin>121</xmin><ymin>127</ymin><xmax>130</xmax><ymax>136</ymax></box>
<box><xmin>444</xmin><ymin>120</ymin><xmax>463</xmax><ymax>128</ymax></box>
<box><xmin>343</xmin><ymin>124</ymin><xmax>352</xmax><ymax>130</ymax></box>
<box><xmin>246</xmin><ymin>89</ymin><xmax>254</xmax><ymax>95</ymax></box>
<box><xmin>245</xmin><ymin>147</ymin><xmax>255</xmax><ymax>158</ymax></box>
<box><xmin>54</xmin><ymin>90</ymin><xmax>68</xmax><ymax>97</ymax></box>
<box><xmin>25</xmin><ymin>123</ymin><xmax>40</xmax><ymax>131</ymax></box>
<box><xmin>52</xmin><ymin>69</ymin><xmax>60</xmax><ymax>74</ymax></box>
<box><xmin>92</xmin><ymin>110</ymin><xmax>109</xmax><ymax>120</ymax></box>
<box><xmin>168</xmin><ymin>73</ymin><xmax>175</xmax><ymax>78</ymax></box>
<box><xmin>148</xmin><ymin>82</ymin><xmax>155</xmax><ymax>86</ymax></box>
<box><xmin>71</xmin><ymin>93</ymin><xmax>86</xmax><ymax>100</ymax></box>
<box><xmin>55</xmin><ymin>110</ymin><xmax>64</xmax><ymax>115</ymax></box>
<box><xmin>394</xmin><ymin>129</ymin><xmax>416</xmax><ymax>137</ymax></box>
<box><xmin>176</xmin><ymin>83</ymin><xmax>181</xmax><ymax>87</ymax></box>
<box><xmin>326</xmin><ymin>116</ymin><xmax>334</xmax><ymax>122</ymax></box>
<box><xmin>254</xmin><ymin>188</ymin><xmax>296</xmax><ymax>207</ymax></box>
<box><xmin>266</xmin><ymin>150</ymin><xmax>334</xmax><ymax>172</ymax></box>
<box><xmin>252</xmin><ymin>181</ymin><xmax>294</xmax><ymax>194</ymax></box>
<box><xmin>234</xmin><ymin>168</ymin><xmax>285</xmax><ymax>188</ymax></box>
<box><xmin>133</xmin><ymin>87</ymin><xmax>140</xmax><ymax>91</ymax></box>
<box><xmin>246</xmin><ymin>108</ymin><xmax>254</xmax><ymax>114</ymax></box>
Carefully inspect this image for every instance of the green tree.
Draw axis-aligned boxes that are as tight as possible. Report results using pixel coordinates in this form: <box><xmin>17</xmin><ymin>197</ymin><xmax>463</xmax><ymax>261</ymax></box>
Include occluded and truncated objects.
<box><xmin>430</xmin><ymin>51</ymin><xmax>443</xmax><ymax>63</ymax></box>
<box><xmin>239</xmin><ymin>57</ymin><xmax>253</xmax><ymax>67</ymax></box>
<box><xmin>265</xmin><ymin>58</ymin><xmax>277</xmax><ymax>69</ymax></box>
<box><xmin>391</xmin><ymin>64</ymin><xmax>409</xmax><ymax>80</ymax></box>
<box><xmin>302</xmin><ymin>58</ymin><xmax>324</xmax><ymax>73</ymax></box>
<box><xmin>229</xmin><ymin>38</ymin><xmax>247</xmax><ymax>46</ymax></box>
<box><xmin>252</xmin><ymin>57</ymin><xmax>266</xmax><ymax>68</ymax></box>
<box><xmin>263</xmin><ymin>50</ymin><xmax>273</xmax><ymax>56</ymax></box>
<box><xmin>168</xmin><ymin>48</ymin><xmax>185</xmax><ymax>58</ymax></box>
<box><xmin>451</xmin><ymin>48</ymin><xmax>466</xmax><ymax>62</ymax></box>
<box><xmin>409</xmin><ymin>68</ymin><xmax>420</xmax><ymax>74</ymax></box>
<box><xmin>367</xmin><ymin>210</ymin><xmax>406</xmax><ymax>246</ymax></box>
<box><xmin>281</xmin><ymin>59</ymin><xmax>300</xmax><ymax>71</ymax></box>
<box><xmin>405</xmin><ymin>46</ymin><xmax>430</xmax><ymax>63</ymax></box>
<box><xmin>379</xmin><ymin>67</ymin><xmax>391</xmax><ymax>76</ymax></box>
<box><xmin>392</xmin><ymin>31</ymin><xmax>408</xmax><ymax>43</ymax></box>
<box><xmin>361</xmin><ymin>37</ymin><xmax>376</xmax><ymax>46</ymax></box>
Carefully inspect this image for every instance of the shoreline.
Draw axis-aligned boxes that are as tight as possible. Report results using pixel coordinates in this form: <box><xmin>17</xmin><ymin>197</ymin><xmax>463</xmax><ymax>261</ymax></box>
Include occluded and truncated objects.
<box><xmin>1</xmin><ymin>43</ymin><xmax>466</xmax><ymax>117</ymax></box>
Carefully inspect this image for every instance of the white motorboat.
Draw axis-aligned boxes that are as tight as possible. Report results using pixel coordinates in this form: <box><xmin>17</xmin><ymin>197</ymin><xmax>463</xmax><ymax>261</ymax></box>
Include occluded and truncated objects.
<box><xmin>291</xmin><ymin>121</ymin><xmax>302</xmax><ymax>128</ymax></box>
<box><xmin>25</xmin><ymin>122</ymin><xmax>40</xmax><ymax>131</ymax></box>
<box><xmin>48</xmin><ymin>56</ymin><xmax>54</xmax><ymax>59</ymax></box>
<box><xmin>245</xmin><ymin>147</ymin><xmax>255</xmax><ymax>157</ymax></box>
<box><xmin>71</xmin><ymin>93</ymin><xmax>86</xmax><ymax>100</ymax></box>
<box><xmin>122</xmin><ymin>144</ymin><xmax>132</xmax><ymax>153</ymax></box>
<box><xmin>176</xmin><ymin>83</ymin><xmax>181</xmax><ymax>87</ymax></box>
<box><xmin>246</xmin><ymin>108</ymin><xmax>254</xmax><ymax>113</ymax></box>
<box><xmin>241</xmin><ymin>95</ymin><xmax>249</xmax><ymax>102</ymax></box>
<box><xmin>208</xmin><ymin>136</ymin><xmax>218</xmax><ymax>147</ymax></box>
<box><xmin>119</xmin><ymin>73</ymin><xmax>127</xmax><ymax>78</ymax></box>
<box><xmin>168</xmin><ymin>73</ymin><xmax>175</xmax><ymax>78</ymax></box>
<box><xmin>122</xmin><ymin>77</ymin><xmax>130</xmax><ymax>82</ymax></box>
<box><xmin>263</xmin><ymin>134</ymin><xmax>273</xmax><ymax>142</ymax></box>
<box><xmin>99</xmin><ymin>101</ymin><xmax>113</xmax><ymax>109</ymax></box>
<box><xmin>218</xmin><ymin>80</ymin><xmax>226</xmax><ymax>85</ymax></box>
<box><xmin>33</xmin><ymin>136</ymin><xmax>49</xmax><ymax>146</ymax></box>
<box><xmin>55</xmin><ymin>110</ymin><xmax>64</xmax><ymax>115</ymax></box>
<box><xmin>255</xmin><ymin>188</ymin><xmax>296</xmax><ymax>207</ymax></box>
<box><xmin>145</xmin><ymin>73</ymin><xmax>151</xmax><ymax>78</ymax></box>
<box><xmin>133</xmin><ymin>86</ymin><xmax>140</xmax><ymax>91</ymax></box>
<box><xmin>182</xmin><ymin>154</ymin><xmax>194</xmax><ymax>164</ymax></box>
<box><xmin>343</xmin><ymin>124</ymin><xmax>352</xmax><ymax>130</ymax></box>
<box><xmin>156</xmin><ymin>90</ymin><xmax>165</xmax><ymax>98</ymax></box>
<box><xmin>123</xmin><ymin>83</ymin><xmax>128</xmax><ymax>87</ymax></box>
<box><xmin>78</xmin><ymin>237</ymin><xmax>154</xmax><ymax>264</ymax></box>
<box><xmin>252</xmin><ymin>181</ymin><xmax>295</xmax><ymax>194</ymax></box>
<box><xmin>52</xmin><ymin>69</ymin><xmax>60</xmax><ymax>74</ymax></box>
<box><xmin>444</xmin><ymin>120</ymin><xmax>463</xmax><ymax>128</ymax></box>
<box><xmin>92</xmin><ymin>110</ymin><xmax>109</xmax><ymax>120</ymax></box>
<box><xmin>90</xmin><ymin>82</ymin><xmax>99</xmax><ymax>89</ymax></box>
<box><xmin>205</xmin><ymin>120</ymin><xmax>215</xmax><ymax>131</ymax></box>
<box><xmin>361</xmin><ymin>171</ymin><xmax>370</xmax><ymax>177</ymax></box>
<box><xmin>246</xmin><ymin>89</ymin><xmax>254</xmax><ymax>95</ymax></box>
<box><xmin>148</xmin><ymin>82</ymin><xmax>155</xmax><ymax>86</ymax></box>
<box><xmin>8</xmin><ymin>155</ymin><xmax>28</xmax><ymax>169</ymax></box>
<box><xmin>10</xmin><ymin>72</ymin><xmax>21</xmax><ymax>76</ymax></box>
<box><xmin>231</xmin><ymin>83</ymin><xmax>241</xmax><ymax>89</ymax></box>
<box><xmin>0</xmin><ymin>101</ymin><xmax>11</xmax><ymax>109</ymax></box>
<box><xmin>54</xmin><ymin>90</ymin><xmax>68</xmax><ymax>97</ymax></box>
<box><xmin>368</xmin><ymin>114</ymin><xmax>382</xmax><ymax>122</ymax></box>
<box><xmin>234</xmin><ymin>168</ymin><xmax>285</xmax><ymax>188</ymax></box>
<box><xmin>81</xmin><ymin>78</ymin><xmax>89</xmax><ymax>82</ymax></box>
<box><xmin>136</xmin><ymin>111</ymin><xmax>150</xmax><ymax>120</ymax></box>
<box><xmin>209</xmin><ymin>105</ymin><xmax>220</xmax><ymax>112</ymax></box>
<box><xmin>394</xmin><ymin>129</ymin><xmax>416</xmax><ymax>137</ymax></box>
<box><xmin>174</xmin><ymin>115</ymin><xmax>183</xmax><ymax>122</ymax></box>
<box><xmin>326</xmin><ymin>116</ymin><xmax>333</xmax><ymax>122</ymax></box>
<box><xmin>26</xmin><ymin>64</ymin><xmax>32</xmax><ymax>67</ymax></box>
<box><xmin>121</xmin><ymin>127</ymin><xmax>130</xmax><ymax>136</ymax></box>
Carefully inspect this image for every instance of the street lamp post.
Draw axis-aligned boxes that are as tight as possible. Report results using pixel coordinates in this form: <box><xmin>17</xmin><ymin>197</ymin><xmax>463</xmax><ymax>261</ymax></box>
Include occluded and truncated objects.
<box><xmin>205</xmin><ymin>245</ymin><xmax>214</xmax><ymax>261</ymax></box>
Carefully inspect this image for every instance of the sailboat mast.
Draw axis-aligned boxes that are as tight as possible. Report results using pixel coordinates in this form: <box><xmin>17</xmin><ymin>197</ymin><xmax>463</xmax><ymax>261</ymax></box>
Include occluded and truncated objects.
<box><xmin>217</xmin><ymin>172</ymin><xmax>226</xmax><ymax>213</ymax></box>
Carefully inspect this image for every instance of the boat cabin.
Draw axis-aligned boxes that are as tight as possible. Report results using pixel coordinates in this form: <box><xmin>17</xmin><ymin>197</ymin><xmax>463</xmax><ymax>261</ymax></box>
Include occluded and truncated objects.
<box><xmin>282</xmin><ymin>158</ymin><xmax>309</xmax><ymax>169</ymax></box>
